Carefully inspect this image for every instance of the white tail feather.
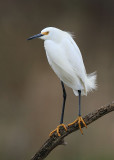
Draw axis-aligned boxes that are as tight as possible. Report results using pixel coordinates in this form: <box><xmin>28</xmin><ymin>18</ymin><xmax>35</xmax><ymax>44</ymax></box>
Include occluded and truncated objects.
<box><xmin>86</xmin><ymin>72</ymin><xmax>97</xmax><ymax>93</ymax></box>
<box><xmin>73</xmin><ymin>72</ymin><xmax>97</xmax><ymax>96</ymax></box>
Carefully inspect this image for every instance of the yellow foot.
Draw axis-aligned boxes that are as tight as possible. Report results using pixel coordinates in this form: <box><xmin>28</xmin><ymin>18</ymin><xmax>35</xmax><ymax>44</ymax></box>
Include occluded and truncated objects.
<box><xmin>49</xmin><ymin>124</ymin><xmax>67</xmax><ymax>137</ymax></box>
<box><xmin>68</xmin><ymin>116</ymin><xmax>87</xmax><ymax>134</ymax></box>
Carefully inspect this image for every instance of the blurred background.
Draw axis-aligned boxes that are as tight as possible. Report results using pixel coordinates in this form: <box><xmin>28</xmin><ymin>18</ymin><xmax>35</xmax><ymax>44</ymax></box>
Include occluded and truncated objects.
<box><xmin>0</xmin><ymin>0</ymin><xmax>114</xmax><ymax>160</ymax></box>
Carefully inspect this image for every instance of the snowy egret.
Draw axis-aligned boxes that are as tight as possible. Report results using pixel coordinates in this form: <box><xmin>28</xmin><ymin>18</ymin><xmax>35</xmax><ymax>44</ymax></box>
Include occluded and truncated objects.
<box><xmin>27</xmin><ymin>27</ymin><xmax>97</xmax><ymax>136</ymax></box>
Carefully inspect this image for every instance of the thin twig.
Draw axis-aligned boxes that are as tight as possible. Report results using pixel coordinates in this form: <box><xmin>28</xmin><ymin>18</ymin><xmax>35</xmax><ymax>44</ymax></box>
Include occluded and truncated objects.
<box><xmin>30</xmin><ymin>101</ymin><xmax>114</xmax><ymax>160</ymax></box>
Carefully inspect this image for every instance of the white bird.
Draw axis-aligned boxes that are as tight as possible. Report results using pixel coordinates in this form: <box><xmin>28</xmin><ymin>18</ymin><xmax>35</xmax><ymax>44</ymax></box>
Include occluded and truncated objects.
<box><xmin>28</xmin><ymin>27</ymin><xmax>97</xmax><ymax>136</ymax></box>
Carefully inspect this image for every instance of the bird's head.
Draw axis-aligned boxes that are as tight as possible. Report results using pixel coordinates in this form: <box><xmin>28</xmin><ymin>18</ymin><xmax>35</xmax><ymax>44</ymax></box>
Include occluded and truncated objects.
<box><xmin>27</xmin><ymin>27</ymin><xmax>63</xmax><ymax>41</ymax></box>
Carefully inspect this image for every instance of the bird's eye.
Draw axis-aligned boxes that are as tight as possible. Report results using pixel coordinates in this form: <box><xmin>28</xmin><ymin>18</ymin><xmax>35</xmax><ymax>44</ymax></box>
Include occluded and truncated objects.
<box><xmin>42</xmin><ymin>31</ymin><xmax>49</xmax><ymax>35</ymax></box>
<box><xmin>45</xmin><ymin>31</ymin><xmax>49</xmax><ymax>35</ymax></box>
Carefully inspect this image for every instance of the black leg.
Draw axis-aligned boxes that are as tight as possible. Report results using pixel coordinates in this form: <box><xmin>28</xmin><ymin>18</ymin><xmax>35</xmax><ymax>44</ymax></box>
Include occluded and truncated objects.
<box><xmin>78</xmin><ymin>90</ymin><xmax>81</xmax><ymax>116</ymax></box>
<box><xmin>60</xmin><ymin>81</ymin><xmax>67</xmax><ymax>124</ymax></box>
<box><xmin>67</xmin><ymin>89</ymin><xmax>87</xmax><ymax>135</ymax></box>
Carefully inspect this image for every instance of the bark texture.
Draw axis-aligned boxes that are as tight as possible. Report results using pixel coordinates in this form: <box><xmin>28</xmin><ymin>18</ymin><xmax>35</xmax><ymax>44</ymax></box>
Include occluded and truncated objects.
<box><xmin>31</xmin><ymin>101</ymin><xmax>114</xmax><ymax>160</ymax></box>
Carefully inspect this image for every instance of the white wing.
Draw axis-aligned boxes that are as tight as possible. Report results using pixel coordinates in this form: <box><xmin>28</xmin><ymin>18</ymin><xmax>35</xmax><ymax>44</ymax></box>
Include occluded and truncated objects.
<box><xmin>61</xmin><ymin>36</ymin><xmax>87</xmax><ymax>85</ymax></box>
<box><xmin>44</xmin><ymin>37</ymin><xmax>87</xmax><ymax>92</ymax></box>
<box><xmin>44</xmin><ymin>40</ymin><xmax>77</xmax><ymax>85</ymax></box>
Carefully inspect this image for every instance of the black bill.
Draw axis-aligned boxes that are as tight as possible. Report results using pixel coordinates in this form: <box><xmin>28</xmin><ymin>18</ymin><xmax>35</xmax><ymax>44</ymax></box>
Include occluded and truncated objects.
<box><xmin>27</xmin><ymin>33</ymin><xmax>43</xmax><ymax>40</ymax></box>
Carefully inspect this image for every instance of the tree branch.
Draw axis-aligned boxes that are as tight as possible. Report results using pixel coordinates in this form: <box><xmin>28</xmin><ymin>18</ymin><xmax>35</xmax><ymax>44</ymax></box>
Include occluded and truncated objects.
<box><xmin>30</xmin><ymin>101</ymin><xmax>114</xmax><ymax>160</ymax></box>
